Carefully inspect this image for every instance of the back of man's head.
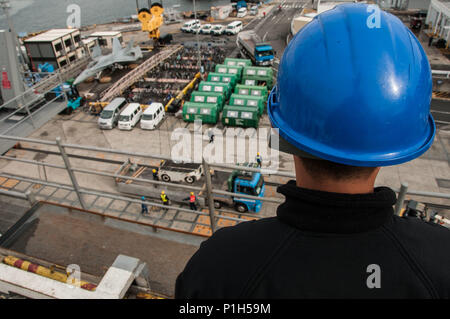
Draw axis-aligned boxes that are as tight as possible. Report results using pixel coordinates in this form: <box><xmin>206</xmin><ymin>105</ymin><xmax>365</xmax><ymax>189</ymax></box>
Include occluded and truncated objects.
<box><xmin>268</xmin><ymin>3</ymin><xmax>435</xmax><ymax>171</ymax></box>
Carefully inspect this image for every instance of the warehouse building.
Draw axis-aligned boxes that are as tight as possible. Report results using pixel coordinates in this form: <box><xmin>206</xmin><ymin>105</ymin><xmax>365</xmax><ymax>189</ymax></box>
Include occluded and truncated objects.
<box><xmin>88</xmin><ymin>31</ymin><xmax>123</xmax><ymax>49</ymax></box>
<box><xmin>24</xmin><ymin>29</ymin><xmax>83</xmax><ymax>70</ymax></box>
<box><xmin>426</xmin><ymin>0</ymin><xmax>450</xmax><ymax>42</ymax></box>
<box><xmin>377</xmin><ymin>0</ymin><xmax>431</xmax><ymax>10</ymax></box>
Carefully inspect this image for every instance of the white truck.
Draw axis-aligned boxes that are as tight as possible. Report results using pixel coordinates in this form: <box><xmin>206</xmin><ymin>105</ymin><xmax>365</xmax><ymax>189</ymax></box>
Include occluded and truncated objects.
<box><xmin>236</xmin><ymin>30</ymin><xmax>274</xmax><ymax>66</ymax></box>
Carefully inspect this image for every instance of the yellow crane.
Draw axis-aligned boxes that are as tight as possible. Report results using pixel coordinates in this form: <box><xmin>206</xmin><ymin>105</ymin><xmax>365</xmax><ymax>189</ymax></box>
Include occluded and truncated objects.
<box><xmin>136</xmin><ymin>1</ymin><xmax>164</xmax><ymax>43</ymax></box>
<box><xmin>165</xmin><ymin>72</ymin><xmax>202</xmax><ymax>113</ymax></box>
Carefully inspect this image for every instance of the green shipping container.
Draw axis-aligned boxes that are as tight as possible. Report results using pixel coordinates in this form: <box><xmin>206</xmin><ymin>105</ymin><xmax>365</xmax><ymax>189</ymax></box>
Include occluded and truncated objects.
<box><xmin>229</xmin><ymin>94</ymin><xmax>265</xmax><ymax>115</ymax></box>
<box><xmin>222</xmin><ymin>105</ymin><xmax>260</xmax><ymax>128</ymax></box>
<box><xmin>190</xmin><ymin>91</ymin><xmax>225</xmax><ymax>111</ymax></box>
<box><xmin>224</xmin><ymin>57</ymin><xmax>252</xmax><ymax>68</ymax></box>
<box><xmin>234</xmin><ymin>84</ymin><xmax>268</xmax><ymax>101</ymax></box>
<box><xmin>198</xmin><ymin>81</ymin><xmax>232</xmax><ymax>100</ymax></box>
<box><xmin>215</xmin><ymin>64</ymin><xmax>243</xmax><ymax>82</ymax></box>
<box><xmin>183</xmin><ymin>102</ymin><xmax>219</xmax><ymax>124</ymax></box>
<box><xmin>207</xmin><ymin>72</ymin><xmax>237</xmax><ymax>89</ymax></box>
<box><xmin>242</xmin><ymin>66</ymin><xmax>274</xmax><ymax>89</ymax></box>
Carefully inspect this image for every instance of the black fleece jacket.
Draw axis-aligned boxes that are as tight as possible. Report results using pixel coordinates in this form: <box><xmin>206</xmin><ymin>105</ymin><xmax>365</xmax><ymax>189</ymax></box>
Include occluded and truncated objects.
<box><xmin>175</xmin><ymin>181</ymin><xmax>450</xmax><ymax>298</ymax></box>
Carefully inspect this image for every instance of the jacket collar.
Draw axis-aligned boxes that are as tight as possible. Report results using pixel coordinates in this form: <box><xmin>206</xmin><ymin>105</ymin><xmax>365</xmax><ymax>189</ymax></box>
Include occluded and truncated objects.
<box><xmin>276</xmin><ymin>180</ymin><xmax>397</xmax><ymax>234</ymax></box>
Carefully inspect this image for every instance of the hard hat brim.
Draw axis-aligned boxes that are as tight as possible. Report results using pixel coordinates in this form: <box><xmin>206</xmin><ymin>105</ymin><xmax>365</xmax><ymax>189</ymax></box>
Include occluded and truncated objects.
<box><xmin>268</xmin><ymin>129</ymin><xmax>322</xmax><ymax>161</ymax></box>
<box><xmin>268</xmin><ymin>86</ymin><xmax>436</xmax><ymax>167</ymax></box>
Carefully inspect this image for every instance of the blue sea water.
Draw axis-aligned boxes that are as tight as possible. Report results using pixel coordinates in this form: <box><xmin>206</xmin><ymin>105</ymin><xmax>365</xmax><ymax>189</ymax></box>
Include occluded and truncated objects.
<box><xmin>0</xmin><ymin>0</ymin><xmax>230</xmax><ymax>34</ymax></box>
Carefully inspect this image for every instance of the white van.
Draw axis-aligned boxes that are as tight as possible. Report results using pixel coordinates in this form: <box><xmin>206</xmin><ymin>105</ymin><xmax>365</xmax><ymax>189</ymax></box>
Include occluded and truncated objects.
<box><xmin>181</xmin><ymin>20</ymin><xmax>200</xmax><ymax>33</ymax></box>
<box><xmin>118</xmin><ymin>103</ymin><xmax>142</xmax><ymax>130</ymax></box>
<box><xmin>211</xmin><ymin>24</ymin><xmax>225</xmax><ymax>35</ymax></box>
<box><xmin>225</xmin><ymin>21</ymin><xmax>243</xmax><ymax>35</ymax></box>
<box><xmin>140</xmin><ymin>102</ymin><xmax>165</xmax><ymax>130</ymax></box>
<box><xmin>200</xmin><ymin>24</ymin><xmax>213</xmax><ymax>34</ymax></box>
<box><xmin>98</xmin><ymin>97</ymin><xmax>127</xmax><ymax>129</ymax></box>
<box><xmin>237</xmin><ymin>7</ymin><xmax>247</xmax><ymax>18</ymax></box>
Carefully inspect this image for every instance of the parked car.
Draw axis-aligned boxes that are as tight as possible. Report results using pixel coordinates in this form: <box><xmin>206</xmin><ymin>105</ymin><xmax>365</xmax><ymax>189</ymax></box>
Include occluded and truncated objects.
<box><xmin>190</xmin><ymin>24</ymin><xmax>201</xmax><ymax>34</ymax></box>
<box><xmin>118</xmin><ymin>103</ymin><xmax>142</xmax><ymax>130</ymax></box>
<box><xmin>200</xmin><ymin>24</ymin><xmax>213</xmax><ymax>34</ymax></box>
<box><xmin>181</xmin><ymin>19</ymin><xmax>200</xmax><ymax>32</ymax></box>
<box><xmin>225</xmin><ymin>21</ymin><xmax>243</xmax><ymax>35</ymax></box>
<box><xmin>98</xmin><ymin>97</ymin><xmax>127</xmax><ymax>129</ymax></box>
<box><xmin>211</xmin><ymin>24</ymin><xmax>225</xmax><ymax>35</ymax></box>
<box><xmin>237</xmin><ymin>7</ymin><xmax>247</xmax><ymax>18</ymax></box>
<box><xmin>249</xmin><ymin>5</ymin><xmax>258</xmax><ymax>16</ymax></box>
<box><xmin>141</xmin><ymin>102</ymin><xmax>165</xmax><ymax>130</ymax></box>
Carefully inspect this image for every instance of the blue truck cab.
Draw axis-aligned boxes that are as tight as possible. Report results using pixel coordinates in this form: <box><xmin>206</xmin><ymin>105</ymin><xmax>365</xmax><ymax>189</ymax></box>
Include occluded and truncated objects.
<box><xmin>227</xmin><ymin>169</ymin><xmax>265</xmax><ymax>213</ymax></box>
<box><xmin>254</xmin><ymin>43</ymin><xmax>274</xmax><ymax>66</ymax></box>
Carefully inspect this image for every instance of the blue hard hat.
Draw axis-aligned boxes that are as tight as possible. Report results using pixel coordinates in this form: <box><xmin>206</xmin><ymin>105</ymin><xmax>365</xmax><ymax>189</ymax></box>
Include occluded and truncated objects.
<box><xmin>268</xmin><ymin>3</ymin><xmax>435</xmax><ymax>167</ymax></box>
<box><xmin>141</xmin><ymin>196</ymin><xmax>145</xmax><ymax>200</ymax></box>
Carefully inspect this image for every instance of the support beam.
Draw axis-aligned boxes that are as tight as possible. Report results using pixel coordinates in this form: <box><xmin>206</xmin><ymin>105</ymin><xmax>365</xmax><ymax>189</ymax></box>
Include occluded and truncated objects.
<box><xmin>55</xmin><ymin>137</ymin><xmax>87</xmax><ymax>209</ymax></box>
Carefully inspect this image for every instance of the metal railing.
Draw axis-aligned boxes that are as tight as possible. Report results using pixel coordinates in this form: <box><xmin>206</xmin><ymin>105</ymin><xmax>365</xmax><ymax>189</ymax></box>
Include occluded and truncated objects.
<box><xmin>1</xmin><ymin>133</ymin><xmax>450</xmax><ymax>235</ymax></box>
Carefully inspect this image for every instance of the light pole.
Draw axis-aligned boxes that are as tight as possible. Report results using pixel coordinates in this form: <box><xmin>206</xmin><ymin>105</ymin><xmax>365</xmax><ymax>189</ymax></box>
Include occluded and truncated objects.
<box><xmin>0</xmin><ymin>0</ymin><xmax>14</xmax><ymax>33</ymax></box>
<box><xmin>192</xmin><ymin>0</ymin><xmax>202</xmax><ymax>70</ymax></box>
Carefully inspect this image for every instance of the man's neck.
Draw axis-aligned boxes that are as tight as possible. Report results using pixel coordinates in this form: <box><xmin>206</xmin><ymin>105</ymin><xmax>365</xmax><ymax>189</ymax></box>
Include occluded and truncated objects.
<box><xmin>294</xmin><ymin>156</ymin><xmax>380</xmax><ymax>194</ymax></box>
<box><xmin>295</xmin><ymin>178</ymin><xmax>375</xmax><ymax>194</ymax></box>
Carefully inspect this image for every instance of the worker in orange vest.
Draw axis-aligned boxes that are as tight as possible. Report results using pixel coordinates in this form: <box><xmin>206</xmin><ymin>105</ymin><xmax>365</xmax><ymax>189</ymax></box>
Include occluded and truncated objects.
<box><xmin>184</xmin><ymin>192</ymin><xmax>197</xmax><ymax>211</ymax></box>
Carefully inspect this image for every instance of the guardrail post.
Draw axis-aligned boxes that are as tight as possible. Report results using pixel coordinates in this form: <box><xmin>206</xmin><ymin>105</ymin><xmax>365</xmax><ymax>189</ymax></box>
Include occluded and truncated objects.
<box><xmin>25</xmin><ymin>190</ymin><xmax>36</xmax><ymax>206</ymax></box>
<box><xmin>202</xmin><ymin>158</ymin><xmax>217</xmax><ymax>233</ymax></box>
<box><xmin>55</xmin><ymin>137</ymin><xmax>86</xmax><ymax>209</ymax></box>
<box><xmin>394</xmin><ymin>182</ymin><xmax>408</xmax><ymax>216</ymax></box>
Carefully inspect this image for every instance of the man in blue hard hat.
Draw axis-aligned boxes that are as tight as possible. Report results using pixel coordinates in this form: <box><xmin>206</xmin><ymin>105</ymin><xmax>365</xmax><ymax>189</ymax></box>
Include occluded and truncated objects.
<box><xmin>141</xmin><ymin>196</ymin><xmax>148</xmax><ymax>216</ymax></box>
<box><xmin>175</xmin><ymin>3</ymin><xmax>450</xmax><ymax>298</ymax></box>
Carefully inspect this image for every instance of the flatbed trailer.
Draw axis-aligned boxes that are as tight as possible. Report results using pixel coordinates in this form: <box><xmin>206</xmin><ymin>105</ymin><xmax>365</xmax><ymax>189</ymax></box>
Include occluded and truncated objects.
<box><xmin>114</xmin><ymin>160</ymin><xmax>265</xmax><ymax>213</ymax></box>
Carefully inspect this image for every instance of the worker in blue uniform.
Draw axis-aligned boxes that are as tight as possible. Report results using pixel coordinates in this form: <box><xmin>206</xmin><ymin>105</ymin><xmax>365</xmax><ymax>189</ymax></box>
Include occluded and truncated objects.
<box><xmin>141</xmin><ymin>196</ymin><xmax>148</xmax><ymax>216</ymax></box>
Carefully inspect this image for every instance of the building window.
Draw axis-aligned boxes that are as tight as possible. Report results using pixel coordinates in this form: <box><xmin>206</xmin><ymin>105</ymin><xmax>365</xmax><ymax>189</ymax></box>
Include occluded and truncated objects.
<box><xmin>55</xmin><ymin>43</ymin><xmax>62</xmax><ymax>52</ymax></box>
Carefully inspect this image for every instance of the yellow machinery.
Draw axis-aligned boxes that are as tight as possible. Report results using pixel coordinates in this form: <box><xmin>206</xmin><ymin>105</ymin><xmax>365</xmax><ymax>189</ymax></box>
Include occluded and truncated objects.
<box><xmin>136</xmin><ymin>1</ymin><xmax>164</xmax><ymax>41</ymax></box>
<box><xmin>88</xmin><ymin>101</ymin><xmax>109</xmax><ymax>114</ymax></box>
<box><xmin>3</xmin><ymin>255</ymin><xmax>97</xmax><ymax>291</ymax></box>
<box><xmin>165</xmin><ymin>72</ymin><xmax>202</xmax><ymax>113</ymax></box>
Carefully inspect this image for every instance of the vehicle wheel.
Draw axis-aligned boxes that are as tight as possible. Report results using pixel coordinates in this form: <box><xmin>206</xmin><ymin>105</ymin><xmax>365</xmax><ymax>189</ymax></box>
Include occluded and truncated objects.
<box><xmin>214</xmin><ymin>201</ymin><xmax>222</xmax><ymax>209</ymax></box>
<box><xmin>185</xmin><ymin>176</ymin><xmax>196</xmax><ymax>184</ymax></box>
<box><xmin>161</xmin><ymin>174</ymin><xmax>171</xmax><ymax>182</ymax></box>
<box><xmin>235</xmin><ymin>203</ymin><xmax>248</xmax><ymax>213</ymax></box>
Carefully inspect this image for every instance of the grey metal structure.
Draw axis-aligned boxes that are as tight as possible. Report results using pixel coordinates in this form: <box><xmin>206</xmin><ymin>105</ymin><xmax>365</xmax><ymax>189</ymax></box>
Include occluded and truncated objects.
<box><xmin>0</xmin><ymin>30</ymin><xmax>26</xmax><ymax>107</ymax></box>
<box><xmin>0</xmin><ymin>54</ymin><xmax>89</xmax><ymax>154</ymax></box>
<box><xmin>0</xmin><ymin>133</ymin><xmax>449</xmax><ymax>235</ymax></box>
<box><xmin>55</xmin><ymin>137</ymin><xmax>87</xmax><ymax>209</ymax></box>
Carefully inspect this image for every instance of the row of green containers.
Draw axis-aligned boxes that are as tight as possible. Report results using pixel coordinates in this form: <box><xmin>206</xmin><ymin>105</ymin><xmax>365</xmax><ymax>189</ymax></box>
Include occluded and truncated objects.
<box><xmin>182</xmin><ymin>58</ymin><xmax>273</xmax><ymax>128</ymax></box>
